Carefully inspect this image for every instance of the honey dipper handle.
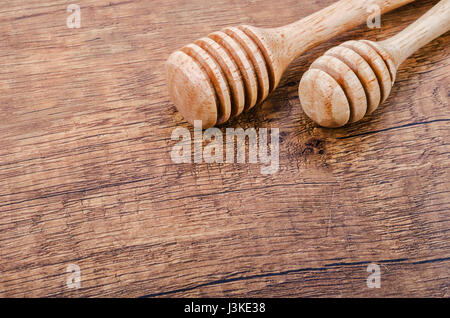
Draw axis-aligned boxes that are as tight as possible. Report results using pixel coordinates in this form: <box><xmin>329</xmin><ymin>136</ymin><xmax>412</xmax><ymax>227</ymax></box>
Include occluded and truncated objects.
<box><xmin>275</xmin><ymin>0</ymin><xmax>415</xmax><ymax>65</ymax></box>
<box><xmin>380</xmin><ymin>0</ymin><xmax>450</xmax><ymax>67</ymax></box>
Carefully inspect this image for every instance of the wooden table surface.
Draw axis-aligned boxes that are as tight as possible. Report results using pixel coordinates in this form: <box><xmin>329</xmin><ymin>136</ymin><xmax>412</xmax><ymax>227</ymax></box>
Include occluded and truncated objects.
<box><xmin>0</xmin><ymin>0</ymin><xmax>449</xmax><ymax>298</ymax></box>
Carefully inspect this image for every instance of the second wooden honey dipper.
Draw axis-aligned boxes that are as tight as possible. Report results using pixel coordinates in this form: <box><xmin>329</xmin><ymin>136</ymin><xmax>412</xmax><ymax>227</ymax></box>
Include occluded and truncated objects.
<box><xmin>166</xmin><ymin>0</ymin><xmax>415</xmax><ymax>128</ymax></box>
<box><xmin>299</xmin><ymin>0</ymin><xmax>450</xmax><ymax>128</ymax></box>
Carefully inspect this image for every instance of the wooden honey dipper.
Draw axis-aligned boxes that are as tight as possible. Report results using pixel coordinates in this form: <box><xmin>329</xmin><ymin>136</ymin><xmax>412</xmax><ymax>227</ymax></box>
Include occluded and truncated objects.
<box><xmin>299</xmin><ymin>0</ymin><xmax>450</xmax><ymax>128</ymax></box>
<box><xmin>166</xmin><ymin>0</ymin><xmax>415</xmax><ymax>128</ymax></box>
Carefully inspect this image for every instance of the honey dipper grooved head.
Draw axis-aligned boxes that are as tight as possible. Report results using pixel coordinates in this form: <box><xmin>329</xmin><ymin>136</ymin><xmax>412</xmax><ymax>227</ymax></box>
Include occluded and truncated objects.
<box><xmin>299</xmin><ymin>68</ymin><xmax>350</xmax><ymax>128</ymax></box>
<box><xmin>166</xmin><ymin>51</ymin><xmax>218</xmax><ymax>129</ymax></box>
<box><xmin>167</xmin><ymin>25</ymin><xmax>274</xmax><ymax>129</ymax></box>
<box><xmin>299</xmin><ymin>40</ymin><xmax>396</xmax><ymax>128</ymax></box>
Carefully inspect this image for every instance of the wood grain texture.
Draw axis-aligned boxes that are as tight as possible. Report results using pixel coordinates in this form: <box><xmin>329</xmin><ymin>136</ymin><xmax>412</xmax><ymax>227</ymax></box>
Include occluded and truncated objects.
<box><xmin>0</xmin><ymin>0</ymin><xmax>449</xmax><ymax>297</ymax></box>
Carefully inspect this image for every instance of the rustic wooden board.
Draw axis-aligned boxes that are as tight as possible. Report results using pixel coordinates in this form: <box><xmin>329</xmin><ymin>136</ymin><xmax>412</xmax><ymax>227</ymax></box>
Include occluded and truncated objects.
<box><xmin>0</xmin><ymin>0</ymin><xmax>448</xmax><ymax>297</ymax></box>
